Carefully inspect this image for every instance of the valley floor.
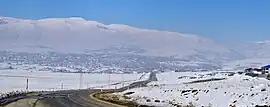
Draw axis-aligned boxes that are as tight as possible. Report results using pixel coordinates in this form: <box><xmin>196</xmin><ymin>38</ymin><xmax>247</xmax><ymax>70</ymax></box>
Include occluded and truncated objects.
<box><xmin>0</xmin><ymin>69</ymin><xmax>149</xmax><ymax>93</ymax></box>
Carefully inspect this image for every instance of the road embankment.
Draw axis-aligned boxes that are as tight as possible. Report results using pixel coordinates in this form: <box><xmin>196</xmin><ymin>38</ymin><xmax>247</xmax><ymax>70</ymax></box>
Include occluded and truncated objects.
<box><xmin>91</xmin><ymin>72</ymin><xmax>157</xmax><ymax>107</ymax></box>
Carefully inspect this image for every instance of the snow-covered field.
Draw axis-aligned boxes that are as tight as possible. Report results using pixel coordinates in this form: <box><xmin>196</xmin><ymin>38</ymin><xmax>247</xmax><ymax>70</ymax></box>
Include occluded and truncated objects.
<box><xmin>118</xmin><ymin>71</ymin><xmax>270</xmax><ymax>107</ymax></box>
<box><xmin>223</xmin><ymin>58</ymin><xmax>270</xmax><ymax>70</ymax></box>
<box><xmin>0</xmin><ymin>70</ymin><xmax>149</xmax><ymax>93</ymax></box>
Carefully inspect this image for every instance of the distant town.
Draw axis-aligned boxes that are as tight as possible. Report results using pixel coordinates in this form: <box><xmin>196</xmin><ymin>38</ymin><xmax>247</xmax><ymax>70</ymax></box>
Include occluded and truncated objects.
<box><xmin>0</xmin><ymin>51</ymin><xmax>220</xmax><ymax>74</ymax></box>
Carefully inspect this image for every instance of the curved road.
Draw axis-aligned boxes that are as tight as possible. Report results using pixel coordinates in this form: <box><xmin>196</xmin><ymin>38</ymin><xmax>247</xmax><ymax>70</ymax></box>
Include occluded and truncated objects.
<box><xmin>2</xmin><ymin>72</ymin><xmax>157</xmax><ymax>107</ymax></box>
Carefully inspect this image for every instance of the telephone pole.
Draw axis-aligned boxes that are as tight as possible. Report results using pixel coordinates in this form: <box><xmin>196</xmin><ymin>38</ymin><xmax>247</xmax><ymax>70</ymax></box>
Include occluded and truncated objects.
<box><xmin>122</xmin><ymin>73</ymin><xmax>124</xmax><ymax>87</ymax></box>
<box><xmin>108</xmin><ymin>72</ymin><xmax>111</xmax><ymax>89</ymax></box>
<box><xmin>26</xmin><ymin>78</ymin><xmax>29</xmax><ymax>91</ymax></box>
<box><xmin>60</xmin><ymin>82</ymin><xmax>64</xmax><ymax>89</ymax></box>
<box><xmin>79</xmin><ymin>72</ymin><xmax>83</xmax><ymax>89</ymax></box>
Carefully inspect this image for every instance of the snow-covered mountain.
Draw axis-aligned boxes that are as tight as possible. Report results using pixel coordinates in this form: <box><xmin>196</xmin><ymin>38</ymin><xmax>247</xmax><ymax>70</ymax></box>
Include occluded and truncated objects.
<box><xmin>242</xmin><ymin>40</ymin><xmax>270</xmax><ymax>58</ymax></box>
<box><xmin>0</xmin><ymin>17</ymin><xmax>242</xmax><ymax>68</ymax></box>
<box><xmin>222</xmin><ymin>41</ymin><xmax>270</xmax><ymax>70</ymax></box>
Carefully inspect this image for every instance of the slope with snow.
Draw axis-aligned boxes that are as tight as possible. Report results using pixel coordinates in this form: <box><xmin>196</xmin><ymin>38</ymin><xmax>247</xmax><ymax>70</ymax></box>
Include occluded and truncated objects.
<box><xmin>243</xmin><ymin>41</ymin><xmax>270</xmax><ymax>58</ymax></box>
<box><xmin>0</xmin><ymin>17</ymin><xmax>241</xmax><ymax>65</ymax></box>
<box><xmin>222</xmin><ymin>41</ymin><xmax>270</xmax><ymax>70</ymax></box>
<box><xmin>117</xmin><ymin>72</ymin><xmax>270</xmax><ymax>107</ymax></box>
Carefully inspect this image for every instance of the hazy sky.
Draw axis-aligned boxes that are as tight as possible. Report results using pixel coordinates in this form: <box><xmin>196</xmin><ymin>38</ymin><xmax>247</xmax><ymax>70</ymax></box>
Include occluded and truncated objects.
<box><xmin>1</xmin><ymin>0</ymin><xmax>269</xmax><ymax>43</ymax></box>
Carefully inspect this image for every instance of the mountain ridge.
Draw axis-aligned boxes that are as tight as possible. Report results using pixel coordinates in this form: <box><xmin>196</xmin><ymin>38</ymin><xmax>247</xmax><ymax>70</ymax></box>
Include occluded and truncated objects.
<box><xmin>0</xmin><ymin>17</ymin><xmax>243</xmax><ymax>67</ymax></box>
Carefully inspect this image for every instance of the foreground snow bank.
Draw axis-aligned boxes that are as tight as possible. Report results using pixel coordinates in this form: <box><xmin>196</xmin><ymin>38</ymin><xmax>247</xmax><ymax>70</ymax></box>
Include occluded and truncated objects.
<box><xmin>118</xmin><ymin>72</ymin><xmax>270</xmax><ymax>107</ymax></box>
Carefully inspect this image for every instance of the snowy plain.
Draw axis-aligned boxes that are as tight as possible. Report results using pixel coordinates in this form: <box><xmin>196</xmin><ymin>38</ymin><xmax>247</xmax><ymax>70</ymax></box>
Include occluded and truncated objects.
<box><xmin>0</xmin><ymin>69</ymin><xmax>149</xmax><ymax>93</ymax></box>
<box><xmin>118</xmin><ymin>71</ymin><xmax>270</xmax><ymax>107</ymax></box>
<box><xmin>223</xmin><ymin>58</ymin><xmax>270</xmax><ymax>70</ymax></box>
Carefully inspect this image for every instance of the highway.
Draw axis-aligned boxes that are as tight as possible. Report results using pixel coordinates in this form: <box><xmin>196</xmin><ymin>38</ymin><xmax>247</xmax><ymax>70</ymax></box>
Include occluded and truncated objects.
<box><xmin>1</xmin><ymin>72</ymin><xmax>157</xmax><ymax>107</ymax></box>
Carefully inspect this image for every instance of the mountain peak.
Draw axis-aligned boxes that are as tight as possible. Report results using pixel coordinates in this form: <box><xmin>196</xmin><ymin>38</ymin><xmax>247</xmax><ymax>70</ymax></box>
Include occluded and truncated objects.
<box><xmin>253</xmin><ymin>40</ymin><xmax>270</xmax><ymax>44</ymax></box>
<box><xmin>37</xmin><ymin>17</ymin><xmax>87</xmax><ymax>22</ymax></box>
<box><xmin>0</xmin><ymin>16</ymin><xmax>24</xmax><ymax>24</ymax></box>
<box><xmin>68</xmin><ymin>17</ymin><xmax>87</xmax><ymax>21</ymax></box>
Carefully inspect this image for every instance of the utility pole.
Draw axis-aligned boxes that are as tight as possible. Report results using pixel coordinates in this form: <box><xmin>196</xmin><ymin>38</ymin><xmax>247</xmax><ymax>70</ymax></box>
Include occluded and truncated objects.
<box><xmin>108</xmin><ymin>72</ymin><xmax>111</xmax><ymax>89</ymax></box>
<box><xmin>26</xmin><ymin>78</ymin><xmax>29</xmax><ymax>91</ymax></box>
<box><xmin>122</xmin><ymin>73</ymin><xmax>124</xmax><ymax>87</ymax></box>
<box><xmin>79</xmin><ymin>73</ymin><xmax>83</xmax><ymax>89</ymax></box>
<box><xmin>60</xmin><ymin>82</ymin><xmax>64</xmax><ymax>89</ymax></box>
